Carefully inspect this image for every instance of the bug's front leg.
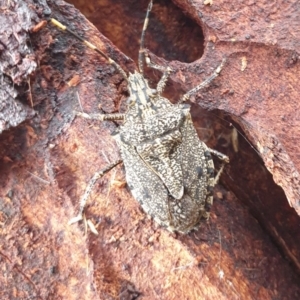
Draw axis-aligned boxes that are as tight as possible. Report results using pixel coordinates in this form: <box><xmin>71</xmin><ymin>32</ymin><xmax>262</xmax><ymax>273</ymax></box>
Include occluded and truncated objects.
<box><xmin>71</xmin><ymin>112</ymin><xmax>124</xmax><ymax>229</ymax></box>
<box><xmin>143</xmin><ymin>52</ymin><xmax>173</xmax><ymax>94</ymax></box>
<box><xmin>69</xmin><ymin>159</ymin><xmax>123</xmax><ymax>225</ymax></box>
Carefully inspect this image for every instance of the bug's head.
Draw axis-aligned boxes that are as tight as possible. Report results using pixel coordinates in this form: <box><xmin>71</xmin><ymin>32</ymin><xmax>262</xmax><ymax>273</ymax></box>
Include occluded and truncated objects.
<box><xmin>127</xmin><ymin>71</ymin><xmax>158</xmax><ymax>109</ymax></box>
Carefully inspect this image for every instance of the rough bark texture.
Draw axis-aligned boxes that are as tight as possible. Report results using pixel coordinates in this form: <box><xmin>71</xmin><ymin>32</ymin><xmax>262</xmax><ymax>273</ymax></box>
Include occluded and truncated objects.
<box><xmin>0</xmin><ymin>0</ymin><xmax>300</xmax><ymax>299</ymax></box>
<box><xmin>0</xmin><ymin>1</ymin><xmax>38</xmax><ymax>132</ymax></box>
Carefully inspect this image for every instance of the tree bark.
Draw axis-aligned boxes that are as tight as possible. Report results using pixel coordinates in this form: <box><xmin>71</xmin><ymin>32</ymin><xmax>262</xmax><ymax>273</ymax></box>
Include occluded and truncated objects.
<box><xmin>0</xmin><ymin>0</ymin><xmax>299</xmax><ymax>299</ymax></box>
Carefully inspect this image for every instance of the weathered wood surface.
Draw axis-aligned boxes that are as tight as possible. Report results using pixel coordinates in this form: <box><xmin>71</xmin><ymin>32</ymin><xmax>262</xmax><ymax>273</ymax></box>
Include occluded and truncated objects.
<box><xmin>0</xmin><ymin>0</ymin><xmax>299</xmax><ymax>299</ymax></box>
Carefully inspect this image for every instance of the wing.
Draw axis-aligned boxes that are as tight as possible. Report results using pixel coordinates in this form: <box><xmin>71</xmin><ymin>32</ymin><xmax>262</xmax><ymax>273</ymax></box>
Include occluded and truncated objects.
<box><xmin>160</xmin><ymin>112</ymin><xmax>214</xmax><ymax>233</ymax></box>
<box><xmin>135</xmin><ymin>129</ymin><xmax>184</xmax><ymax>199</ymax></box>
<box><xmin>180</xmin><ymin>112</ymin><xmax>215</xmax><ymax>211</ymax></box>
<box><xmin>113</xmin><ymin>132</ymin><xmax>170</xmax><ymax>225</ymax></box>
<box><xmin>119</xmin><ymin>97</ymin><xmax>189</xmax><ymax>200</ymax></box>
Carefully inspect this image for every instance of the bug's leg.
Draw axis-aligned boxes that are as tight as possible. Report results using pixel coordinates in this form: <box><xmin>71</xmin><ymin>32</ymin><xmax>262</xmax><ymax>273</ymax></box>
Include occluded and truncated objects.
<box><xmin>207</xmin><ymin>148</ymin><xmax>229</xmax><ymax>185</ymax></box>
<box><xmin>138</xmin><ymin>0</ymin><xmax>153</xmax><ymax>74</ymax></box>
<box><xmin>143</xmin><ymin>52</ymin><xmax>172</xmax><ymax>94</ymax></box>
<box><xmin>180</xmin><ymin>58</ymin><xmax>226</xmax><ymax>103</ymax></box>
<box><xmin>76</xmin><ymin>112</ymin><xmax>125</xmax><ymax>121</ymax></box>
<box><xmin>69</xmin><ymin>159</ymin><xmax>123</xmax><ymax>225</ymax></box>
<box><xmin>212</xmin><ymin>163</ymin><xmax>226</xmax><ymax>186</ymax></box>
<box><xmin>156</xmin><ymin>66</ymin><xmax>172</xmax><ymax>94</ymax></box>
<box><xmin>208</xmin><ymin>148</ymin><xmax>230</xmax><ymax>164</ymax></box>
<box><xmin>202</xmin><ymin>148</ymin><xmax>229</xmax><ymax>219</ymax></box>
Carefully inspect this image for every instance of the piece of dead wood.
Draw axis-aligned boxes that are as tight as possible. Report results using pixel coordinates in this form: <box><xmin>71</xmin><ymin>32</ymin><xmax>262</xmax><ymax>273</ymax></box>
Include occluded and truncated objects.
<box><xmin>0</xmin><ymin>0</ymin><xmax>300</xmax><ymax>299</ymax></box>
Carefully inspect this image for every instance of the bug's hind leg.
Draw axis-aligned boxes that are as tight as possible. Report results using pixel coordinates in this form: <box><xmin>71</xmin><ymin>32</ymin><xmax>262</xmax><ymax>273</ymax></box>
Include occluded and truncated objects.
<box><xmin>69</xmin><ymin>159</ymin><xmax>123</xmax><ymax>225</ymax></box>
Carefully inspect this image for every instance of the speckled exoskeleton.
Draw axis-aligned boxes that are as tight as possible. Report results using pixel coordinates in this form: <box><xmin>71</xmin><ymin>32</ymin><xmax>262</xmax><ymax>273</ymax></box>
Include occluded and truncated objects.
<box><xmin>50</xmin><ymin>0</ymin><xmax>229</xmax><ymax>233</ymax></box>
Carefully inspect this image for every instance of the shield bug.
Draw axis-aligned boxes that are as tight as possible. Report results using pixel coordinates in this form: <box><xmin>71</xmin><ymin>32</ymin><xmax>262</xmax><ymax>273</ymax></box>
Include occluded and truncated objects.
<box><xmin>50</xmin><ymin>0</ymin><xmax>229</xmax><ymax>233</ymax></box>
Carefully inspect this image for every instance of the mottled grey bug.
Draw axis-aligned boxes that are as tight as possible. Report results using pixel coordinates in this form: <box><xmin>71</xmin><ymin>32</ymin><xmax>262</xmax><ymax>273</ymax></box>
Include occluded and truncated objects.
<box><xmin>50</xmin><ymin>0</ymin><xmax>229</xmax><ymax>233</ymax></box>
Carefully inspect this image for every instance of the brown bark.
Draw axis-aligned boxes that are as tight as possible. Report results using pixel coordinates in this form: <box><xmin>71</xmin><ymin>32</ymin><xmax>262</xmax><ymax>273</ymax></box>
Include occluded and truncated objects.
<box><xmin>0</xmin><ymin>0</ymin><xmax>299</xmax><ymax>299</ymax></box>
